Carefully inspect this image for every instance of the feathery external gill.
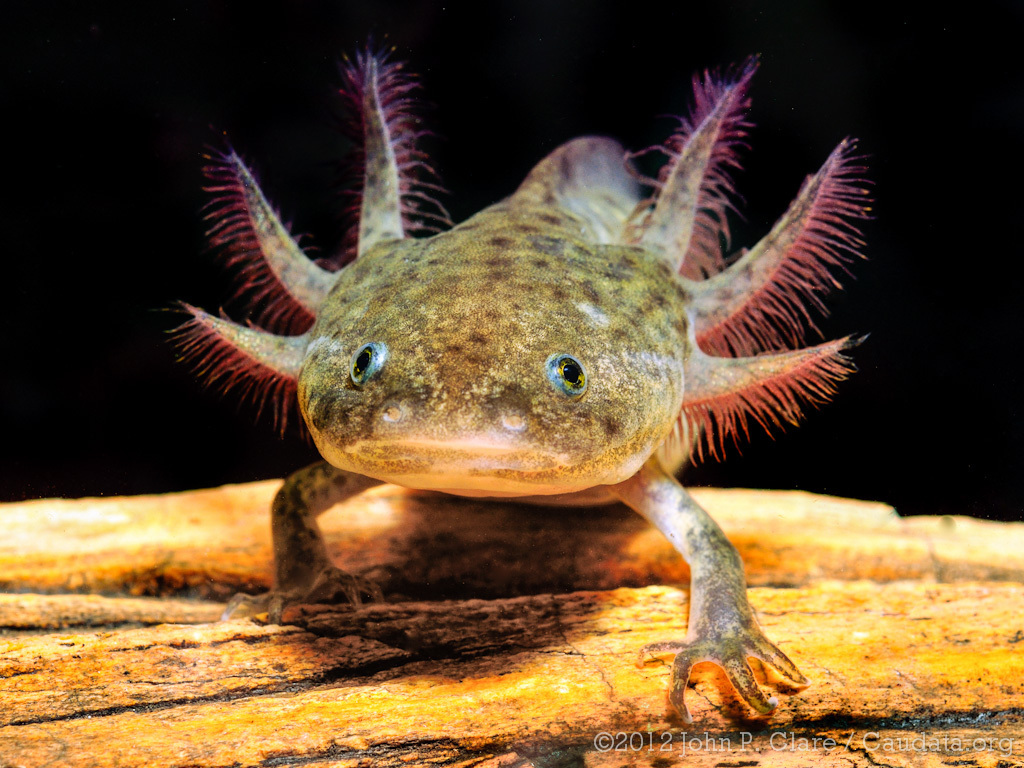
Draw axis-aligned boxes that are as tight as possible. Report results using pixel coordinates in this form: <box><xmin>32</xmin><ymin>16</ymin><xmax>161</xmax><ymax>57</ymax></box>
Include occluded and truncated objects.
<box><xmin>689</xmin><ymin>139</ymin><xmax>872</xmax><ymax>357</ymax></box>
<box><xmin>628</xmin><ymin>58</ymin><xmax>757</xmax><ymax>278</ymax></box>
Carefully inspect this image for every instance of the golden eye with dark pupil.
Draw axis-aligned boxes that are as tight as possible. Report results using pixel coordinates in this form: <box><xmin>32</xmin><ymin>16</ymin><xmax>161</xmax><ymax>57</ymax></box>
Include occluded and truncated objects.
<box><xmin>349</xmin><ymin>342</ymin><xmax>387</xmax><ymax>387</ymax></box>
<box><xmin>353</xmin><ymin>348</ymin><xmax>372</xmax><ymax>377</ymax></box>
<box><xmin>546</xmin><ymin>353</ymin><xmax>588</xmax><ymax>398</ymax></box>
<box><xmin>560</xmin><ymin>359</ymin><xmax>584</xmax><ymax>388</ymax></box>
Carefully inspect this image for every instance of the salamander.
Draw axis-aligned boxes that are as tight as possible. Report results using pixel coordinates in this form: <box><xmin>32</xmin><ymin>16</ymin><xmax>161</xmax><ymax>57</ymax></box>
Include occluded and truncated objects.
<box><xmin>177</xmin><ymin>50</ymin><xmax>870</xmax><ymax>720</ymax></box>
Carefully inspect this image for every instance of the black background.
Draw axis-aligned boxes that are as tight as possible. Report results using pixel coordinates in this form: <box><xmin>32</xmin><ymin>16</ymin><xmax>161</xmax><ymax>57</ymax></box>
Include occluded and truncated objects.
<box><xmin>4</xmin><ymin>1</ymin><xmax>1022</xmax><ymax>521</ymax></box>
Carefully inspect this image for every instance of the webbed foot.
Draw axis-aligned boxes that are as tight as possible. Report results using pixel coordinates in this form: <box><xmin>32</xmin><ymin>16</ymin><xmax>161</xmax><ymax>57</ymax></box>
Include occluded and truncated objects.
<box><xmin>640</xmin><ymin>623</ymin><xmax>809</xmax><ymax>722</ymax></box>
<box><xmin>221</xmin><ymin>566</ymin><xmax>384</xmax><ymax>623</ymax></box>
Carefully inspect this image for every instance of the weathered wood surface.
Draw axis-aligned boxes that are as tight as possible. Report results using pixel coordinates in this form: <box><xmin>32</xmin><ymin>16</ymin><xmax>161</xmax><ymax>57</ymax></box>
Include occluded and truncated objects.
<box><xmin>4</xmin><ymin>483</ymin><xmax>1023</xmax><ymax>599</ymax></box>
<box><xmin>1</xmin><ymin>483</ymin><xmax>1022</xmax><ymax>767</ymax></box>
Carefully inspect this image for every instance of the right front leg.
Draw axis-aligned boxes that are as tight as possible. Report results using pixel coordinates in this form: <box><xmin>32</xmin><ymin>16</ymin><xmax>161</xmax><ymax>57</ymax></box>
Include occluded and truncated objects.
<box><xmin>609</xmin><ymin>458</ymin><xmax>809</xmax><ymax>721</ymax></box>
<box><xmin>223</xmin><ymin>461</ymin><xmax>383</xmax><ymax>622</ymax></box>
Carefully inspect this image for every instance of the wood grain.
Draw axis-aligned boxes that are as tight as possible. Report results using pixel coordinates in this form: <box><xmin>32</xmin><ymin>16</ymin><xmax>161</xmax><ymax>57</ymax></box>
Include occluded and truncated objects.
<box><xmin>1</xmin><ymin>483</ymin><xmax>1022</xmax><ymax>767</ymax></box>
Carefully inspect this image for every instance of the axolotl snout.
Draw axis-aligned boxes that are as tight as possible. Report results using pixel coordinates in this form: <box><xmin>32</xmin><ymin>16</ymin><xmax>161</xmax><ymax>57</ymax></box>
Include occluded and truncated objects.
<box><xmin>178</xmin><ymin>51</ymin><xmax>870</xmax><ymax>721</ymax></box>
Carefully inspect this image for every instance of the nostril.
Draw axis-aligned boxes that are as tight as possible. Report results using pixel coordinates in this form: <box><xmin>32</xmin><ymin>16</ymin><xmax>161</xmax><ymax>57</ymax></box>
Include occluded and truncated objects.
<box><xmin>382</xmin><ymin>403</ymin><xmax>404</xmax><ymax>424</ymax></box>
<box><xmin>501</xmin><ymin>412</ymin><xmax>526</xmax><ymax>432</ymax></box>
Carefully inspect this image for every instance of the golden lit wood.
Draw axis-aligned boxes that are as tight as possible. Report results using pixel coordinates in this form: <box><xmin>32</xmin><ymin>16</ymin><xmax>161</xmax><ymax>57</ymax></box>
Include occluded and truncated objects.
<box><xmin>1</xmin><ymin>483</ymin><xmax>1022</xmax><ymax>767</ymax></box>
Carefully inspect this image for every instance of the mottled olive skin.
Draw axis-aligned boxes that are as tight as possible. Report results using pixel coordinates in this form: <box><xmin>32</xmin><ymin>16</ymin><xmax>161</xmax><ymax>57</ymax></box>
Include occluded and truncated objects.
<box><xmin>298</xmin><ymin>201</ymin><xmax>691</xmax><ymax>496</ymax></box>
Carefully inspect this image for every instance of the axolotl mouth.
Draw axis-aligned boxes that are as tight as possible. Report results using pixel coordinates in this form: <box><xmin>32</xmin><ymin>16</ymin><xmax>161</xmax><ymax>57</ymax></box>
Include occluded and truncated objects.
<box><xmin>327</xmin><ymin>436</ymin><xmax>609</xmax><ymax>497</ymax></box>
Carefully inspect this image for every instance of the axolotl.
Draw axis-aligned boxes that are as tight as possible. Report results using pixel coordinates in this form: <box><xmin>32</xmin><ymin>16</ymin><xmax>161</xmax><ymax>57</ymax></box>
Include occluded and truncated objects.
<box><xmin>178</xmin><ymin>51</ymin><xmax>870</xmax><ymax>721</ymax></box>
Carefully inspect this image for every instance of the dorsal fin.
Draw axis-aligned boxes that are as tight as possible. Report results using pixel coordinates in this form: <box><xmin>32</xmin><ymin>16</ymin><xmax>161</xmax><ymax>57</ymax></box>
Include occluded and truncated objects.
<box><xmin>627</xmin><ymin>59</ymin><xmax>756</xmax><ymax>276</ymax></box>
<box><xmin>662</xmin><ymin>336</ymin><xmax>858</xmax><ymax>464</ymax></box>
<box><xmin>174</xmin><ymin>304</ymin><xmax>307</xmax><ymax>434</ymax></box>
<box><xmin>336</xmin><ymin>49</ymin><xmax>451</xmax><ymax>257</ymax></box>
<box><xmin>688</xmin><ymin>139</ymin><xmax>872</xmax><ymax>356</ymax></box>
<box><xmin>511</xmin><ymin>136</ymin><xmax>642</xmax><ymax>244</ymax></box>
<box><xmin>202</xmin><ymin>151</ymin><xmax>336</xmax><ymax>333</ymax></box>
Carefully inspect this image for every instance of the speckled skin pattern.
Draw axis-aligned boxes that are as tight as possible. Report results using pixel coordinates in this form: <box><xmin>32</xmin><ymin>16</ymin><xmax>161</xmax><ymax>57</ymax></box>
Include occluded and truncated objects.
<box><xmin>302</xmin><ymin>198</ymin><xmax>688</xmax><ymax>496</ymax></box>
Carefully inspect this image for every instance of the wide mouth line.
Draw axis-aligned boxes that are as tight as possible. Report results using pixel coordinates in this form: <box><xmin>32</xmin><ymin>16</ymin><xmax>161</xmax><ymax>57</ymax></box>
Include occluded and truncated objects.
<box><xmin>385</xmin><ymin>438</ymin><xmax>525</xmax><ymax>457</ymax></box>
<box><xmin>341</xmin><ymin>437</ymin><xmax>574</xmax><ymax>474</ymax></box>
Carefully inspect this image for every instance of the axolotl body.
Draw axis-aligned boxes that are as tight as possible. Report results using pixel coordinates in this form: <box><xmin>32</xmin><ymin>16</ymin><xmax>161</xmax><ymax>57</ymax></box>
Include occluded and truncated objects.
<box><xmin>179</xmin><ymin>51</ymin><xmax>870</xmax><ymax>720</ymax></box>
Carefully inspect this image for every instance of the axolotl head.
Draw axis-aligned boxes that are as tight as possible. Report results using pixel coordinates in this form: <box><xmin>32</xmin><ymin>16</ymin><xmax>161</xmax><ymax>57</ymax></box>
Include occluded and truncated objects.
<box><xmin>297</xmin><ymin>210</ymin><xmax>689</xmax><ymax>497</ymax></box>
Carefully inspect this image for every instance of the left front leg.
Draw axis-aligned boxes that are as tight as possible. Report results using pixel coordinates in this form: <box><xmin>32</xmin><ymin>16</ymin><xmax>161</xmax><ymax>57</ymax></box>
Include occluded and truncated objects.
<box><xmin>223</xmin><ymin>462</ymin><xmax>384</xmax><ymax>622</ymax></box>
<box><xmin>609</xmin><ymin>458</ymin><xmax>809</xmax><ymax>722</ymax></box>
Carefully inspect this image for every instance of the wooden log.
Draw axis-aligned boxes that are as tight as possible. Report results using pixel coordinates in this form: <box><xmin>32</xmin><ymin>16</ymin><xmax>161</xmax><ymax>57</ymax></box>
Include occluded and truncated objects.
<box><xmin>0</xmin><ymin>483</ymin><xmax>1022</xmax><ymax>767</ymax></box>
<box><xmin>3</xmin><ymin>483</ymin><xmax>1023</xmax><ymax>599</ymax></box>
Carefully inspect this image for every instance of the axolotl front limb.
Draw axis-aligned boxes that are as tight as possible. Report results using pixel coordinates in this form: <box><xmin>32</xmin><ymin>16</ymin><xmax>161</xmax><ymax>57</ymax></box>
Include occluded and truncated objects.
<box><xmin>178</xmin><ymin>51</ymin><xmax>870</xmax><ymax>721</ymax></box>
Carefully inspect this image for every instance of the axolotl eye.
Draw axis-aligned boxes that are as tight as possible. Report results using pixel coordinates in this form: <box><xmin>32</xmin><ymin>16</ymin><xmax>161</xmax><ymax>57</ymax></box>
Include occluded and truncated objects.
<box><xmin>546</xmin><ymin>353</ymin><xmax>588</xmax><ymax>399</ymax></box>
<box><xmin>349</xmin><ymin>342</ymin><xmax>388</xmax><ymax>387</ymax></box>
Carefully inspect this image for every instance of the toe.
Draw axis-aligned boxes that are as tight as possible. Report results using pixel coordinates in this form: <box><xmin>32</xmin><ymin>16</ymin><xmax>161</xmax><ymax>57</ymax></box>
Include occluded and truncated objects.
<box><xmin>221</xmin><ymin>592</ymin><xmax>269</xmax><ymax>621</ymax></box>
<box><xmin>667</xmin><ymin>653</ymin><xmax>697</xmax><ymax>722</ymax></box>
<box><xmin>638</xmin><ymin>640</ymin><xmax>688</xmax><ymax>667</ymax></box>
<box><xmin>754</xmin><ymin>639</ymin><xmax>810</xmax><ymax>687</ymax></box>
<box><xmin>721</xmin><ymin>654</ymin><xmax>777</xmax><ymax>715</ymax></box>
